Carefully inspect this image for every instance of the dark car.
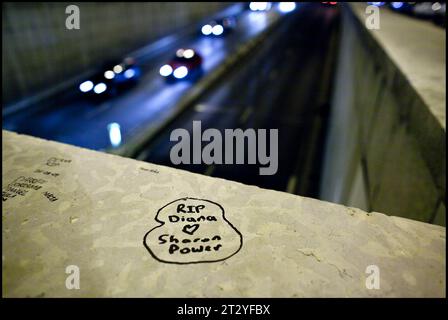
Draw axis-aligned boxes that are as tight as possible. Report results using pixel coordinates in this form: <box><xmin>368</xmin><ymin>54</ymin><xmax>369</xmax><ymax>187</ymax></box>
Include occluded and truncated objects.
<box><xmin>159</xmin><ymin>49</ymin><xmax>203</xmax><ymax>82</ymax></box>
<box><xmin>78</xmin><ymin>57</ymin><xmax>141</xmax><ymax>99</ymax></box>
<box><xmin>413</xmin><ymin>2</ymin><xmax>446</xmax><ymax>27</ymax></box>
<box><xmin>201</xmin><ymin>17</ymin><xmax>237</xmax><ymax>36</ymax></box>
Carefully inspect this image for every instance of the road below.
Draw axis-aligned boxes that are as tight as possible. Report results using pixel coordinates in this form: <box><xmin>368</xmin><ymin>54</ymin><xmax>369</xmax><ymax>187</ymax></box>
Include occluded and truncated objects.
<box><xmin>138</xmin><ymin>4</ymin><xmax>340</xmax><ymax>197</ymax></box>
<box><xmin>2</xmin><ymin>6</ymin><xmax>284</xmax><ymax>151</ymax></box>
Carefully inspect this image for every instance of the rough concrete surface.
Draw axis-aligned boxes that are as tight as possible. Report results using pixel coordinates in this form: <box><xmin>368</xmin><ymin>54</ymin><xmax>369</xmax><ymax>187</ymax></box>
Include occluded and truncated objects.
<box><xmin>351</xmin><ymin>3</ymin><xmax>446</xmax><ymax>129</ymax></box>
<box><xmin>2</xmin><ymin>130</ymin><xmax>445</xmax><ymax>297</ymax></box>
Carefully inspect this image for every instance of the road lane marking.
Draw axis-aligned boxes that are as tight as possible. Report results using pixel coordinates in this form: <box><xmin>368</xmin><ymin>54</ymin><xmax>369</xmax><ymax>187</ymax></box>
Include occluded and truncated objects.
<box><xmin>195</xmin><ymin>104</ymin><xmax>208</xmax><ymax>112</ymax></box>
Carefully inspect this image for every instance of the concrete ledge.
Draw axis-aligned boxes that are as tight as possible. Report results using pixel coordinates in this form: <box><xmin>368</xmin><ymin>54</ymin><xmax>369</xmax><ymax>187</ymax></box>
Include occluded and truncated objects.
<box><xmin>2</xmin><ymin>130</ymin><xmax>445</xmax><ymax>297</ymax></box>
<box><xmin>350</xmin><ymin>3</ymin><xmax>446</xmax><ymax>201</ymax></box>
<box><xmin>352</xmin><ymin>4</ymin><xmax>445</xmax><ymax>129</ymax></box>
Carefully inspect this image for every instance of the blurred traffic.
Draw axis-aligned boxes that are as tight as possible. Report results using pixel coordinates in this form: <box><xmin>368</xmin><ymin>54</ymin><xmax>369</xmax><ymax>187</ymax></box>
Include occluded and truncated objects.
<box><xmin>3</xmin><ymin>3</ymin><xmax>297</xmax><ymax>150</ymax></box>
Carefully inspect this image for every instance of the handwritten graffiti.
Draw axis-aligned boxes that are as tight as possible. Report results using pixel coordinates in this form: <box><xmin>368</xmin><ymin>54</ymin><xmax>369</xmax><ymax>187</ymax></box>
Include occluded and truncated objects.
<box><xmin>143</xmin><ymin>198</ymin><xmax>243</xmax><ymax>264</ymax></box>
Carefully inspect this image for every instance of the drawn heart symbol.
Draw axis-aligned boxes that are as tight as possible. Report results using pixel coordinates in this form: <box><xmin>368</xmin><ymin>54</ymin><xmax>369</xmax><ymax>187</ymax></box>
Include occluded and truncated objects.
<box><xmin>182</xmin><ymin>224</ymin><xmax>200</xmax><ymax>235</ymax></box>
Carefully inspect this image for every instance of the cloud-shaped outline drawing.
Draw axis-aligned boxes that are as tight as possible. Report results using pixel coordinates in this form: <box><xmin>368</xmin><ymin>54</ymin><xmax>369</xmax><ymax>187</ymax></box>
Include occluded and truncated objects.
<box><xmin>143</xmin><ymin>197</ymin><xmax>243</xmax><ymax>265</ymax></box>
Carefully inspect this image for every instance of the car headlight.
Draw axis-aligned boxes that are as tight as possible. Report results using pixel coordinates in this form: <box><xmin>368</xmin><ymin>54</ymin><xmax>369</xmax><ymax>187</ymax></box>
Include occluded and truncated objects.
<box><xmin>93</xmin><ymin>83</ymin><xmax>107</xmax><ymax>94</ymax></box>
<box><xmin>250</xmin><ymin>2</ymin><xmax>269</xmax><ymax>11</ymax></box>
<box><xmin>159</xmin><ymin>64</ymin><xmax>173</xmax><ymax>77</ymax></box>
<box><xmin>79</xmin><ymin>80</ymin><xmax>94</xmax><ymax>93</ymax></box>
<box><xmin>259</xmin><ymin>2</ymin><xmax>269</xmax><ymax>10</ymax></box>
<box><xmin>173</xmin><ymin>66</ymin><xmax>188</xmax><ymax>79</ymax></box>
<box><xmin>113</xmin><ymin>65</ymin><xmax>123</xmax><ymax>74</ymax></box>
<box><xmin>432</xmin><ymin>2</ymin><xmax>442</xmax><ymax>11</ymax></box>
<box><xmin>212</xmin><ymin>24</ymin><xmax>224</xmax><ymax>35</ymax></box>
<box><xmin>104</xmin><ymin>70</ymin><xmax>115</xmax><ymax>79</ymax></box>
<box><xmin>201</xmin><ymin>24</ymin><xmax>212</xmax><ymax>35</ymax></box>
<box><xmin>183</xmin><ymin>49</ymin><xmax>195</xmax><ymax>59</ymax></box>
<box><xmin>279</xmin><ymin>2</ymin><xmax>296</xmax><ymax>13</ymax></box>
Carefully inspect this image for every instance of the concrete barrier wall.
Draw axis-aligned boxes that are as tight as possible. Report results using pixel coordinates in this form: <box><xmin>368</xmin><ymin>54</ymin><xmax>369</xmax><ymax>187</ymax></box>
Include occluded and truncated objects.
<box><xmin>320</xmin><ymin>3</ymin><xmax>446</xmax><ymax>226</ymax></box>
<box><xmin>2</xmin><ymin>130</ymin><xmax>445</xmax><ymax>297</ymax></box>
<box><xmin>2</xmin><ymin>2</ymin><xmax>230</xmax><ymax>106</ymax></box>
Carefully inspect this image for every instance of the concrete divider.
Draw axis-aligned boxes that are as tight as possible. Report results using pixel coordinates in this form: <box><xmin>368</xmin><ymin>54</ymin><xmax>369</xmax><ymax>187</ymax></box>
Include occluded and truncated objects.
<box><xmin>2</xmin><ymin>130</ymin><xmax>445</xmax><ymax>297</ymax></box>
<box><xmin>320</xmin><ymin>3</ymin><xmax>446</xmax><ymax>226</ymax></box>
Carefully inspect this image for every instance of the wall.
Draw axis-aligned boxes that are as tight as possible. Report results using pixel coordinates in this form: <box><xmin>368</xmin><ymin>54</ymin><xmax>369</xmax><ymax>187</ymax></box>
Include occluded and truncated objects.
<box><xmin>2</xmin><ymin>2</ymin><xmax>229</xmax><ymax>106</ymax></box>
<box><xmin>320</xmin><ymin>3</ymin><xmax>446</xmax><ymax>226</ymax></box>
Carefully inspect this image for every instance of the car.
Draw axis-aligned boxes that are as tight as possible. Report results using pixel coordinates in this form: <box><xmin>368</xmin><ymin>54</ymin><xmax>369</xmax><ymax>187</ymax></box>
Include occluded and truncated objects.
<box><xmin>78</xmin><ymin>57</ymin><xmax>141</xmax><ymax>99</ymax></box>
<box><xmin>412</xmin><ymin>2</ymin><xmax>446</xmax><ymax>27</ymax></box>
<box><xmin>201</xmin><ymin>17</ymin><xmax>237</xmax><ymax>36</ymax></box>
<box><xmin>159</xmin><ymin>48</ymin><xmax>203</xmax><ymax>82</ymax></box>
<box><xmin>413</xmin><ymin>2</ymin><xmax>437</xmax><ymax>17</ymax></box>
